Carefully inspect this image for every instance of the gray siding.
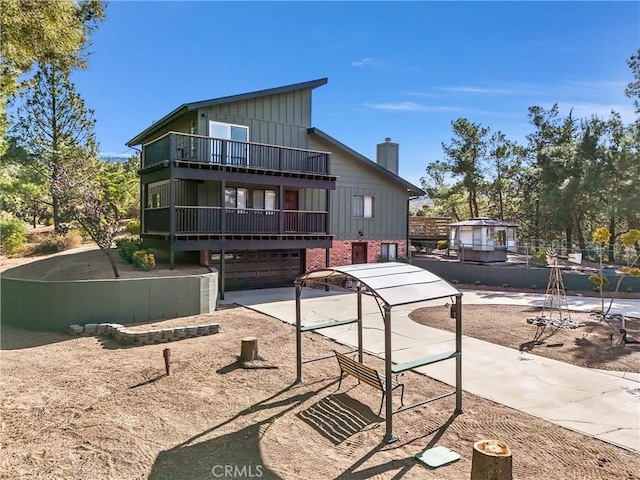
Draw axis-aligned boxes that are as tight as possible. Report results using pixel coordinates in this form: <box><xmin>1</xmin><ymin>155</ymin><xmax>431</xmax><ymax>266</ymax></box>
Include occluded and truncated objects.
<box><xmin>308</xmin><ymin>136</ymin><xmax>408</xmax><ymax>241</ymax></box>
<box><xmin>197</xmin><ymin>90</ymin><xmax>313</xmax><ymax>149</ymax></box>
<box><xmin>141</xmin><ymin>112</ymin><xmax>198</xmax><ymax>145</ymax></box>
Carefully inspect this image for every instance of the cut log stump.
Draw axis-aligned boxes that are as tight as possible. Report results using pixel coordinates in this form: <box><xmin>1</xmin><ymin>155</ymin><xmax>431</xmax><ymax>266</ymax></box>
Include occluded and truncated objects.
<box><xmin>240</xmin><ymin>337</ymin><xmax>260</xmax><ymax>362</ymax></box>
<box><xmin>470</xmin><ymin>439</ymin><xmax>512</xmax><ymax>480</ymax></box>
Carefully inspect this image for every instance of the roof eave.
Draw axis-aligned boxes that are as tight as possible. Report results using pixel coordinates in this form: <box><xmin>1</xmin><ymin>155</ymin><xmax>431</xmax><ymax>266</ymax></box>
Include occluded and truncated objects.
<box><xmin>125</xmin><ymin>78</ymin><xmax>328</xmax><ymax>147</ymax></box>
<box><xmin>308</xmin><ymin>127</ymin><xmax>425</xmax><ymax>196</ymax></box>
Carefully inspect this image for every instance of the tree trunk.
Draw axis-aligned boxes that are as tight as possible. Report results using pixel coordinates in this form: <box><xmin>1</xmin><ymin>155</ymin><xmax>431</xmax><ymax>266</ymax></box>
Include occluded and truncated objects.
<box><xmin>101</xmin><ymin>247</ymin><xmax>120</xmax><ymax>278</ymax></box>
<box><xmin>573</xmin><ymin>212</ymin><xmax>587</xmax><ymax>254</ymax></box>
<box><xmin>565</xmin><ymin>224</ymin><xmax>572</xmax><ymax>257</ymax></box>
<box><xmin>240</xmin><ymin>337</ymin><xmax>259</xmax><ymax>362</ymax></box>
<box><xmin>608</xmin><ymin>216</ymin><xmax>616</xmax><ymax>262</ymax></box>
<box><xmin>470</xmin><ymin>440</ymin><xmax>512</xmax><ymax>480</ymax></box>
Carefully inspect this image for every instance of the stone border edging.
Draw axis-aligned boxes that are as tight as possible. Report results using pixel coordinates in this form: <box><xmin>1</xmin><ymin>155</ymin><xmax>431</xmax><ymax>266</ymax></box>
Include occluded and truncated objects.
<box><xmin>68</xmin><ymin>322</ymin><xmax>220</xmax><ymax>346</ymax></box>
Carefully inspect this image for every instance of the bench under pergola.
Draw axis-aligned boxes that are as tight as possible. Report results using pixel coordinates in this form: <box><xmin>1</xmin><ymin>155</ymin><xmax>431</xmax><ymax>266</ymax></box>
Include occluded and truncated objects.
<box><xmin>294</xmin><ymin>262</ymin><xmax>463</xmax><ymax>443</ymax></box>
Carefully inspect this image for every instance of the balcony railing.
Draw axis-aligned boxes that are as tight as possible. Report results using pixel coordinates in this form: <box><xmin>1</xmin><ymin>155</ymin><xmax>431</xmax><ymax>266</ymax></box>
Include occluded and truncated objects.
<box><xmin>144</xmin><ymin>207</ymin><xmax>328</xmax><ymax>235</ymax></box>
<box><xmin>142</xmin><ymin>132</ymin><xmax>331</xmax><ymax>175</ymax></box>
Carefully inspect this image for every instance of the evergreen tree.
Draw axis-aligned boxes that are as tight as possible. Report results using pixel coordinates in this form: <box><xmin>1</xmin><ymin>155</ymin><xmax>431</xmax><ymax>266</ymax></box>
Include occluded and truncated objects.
<box><xmin>12</xmin><ymin>63</ymin><xmax>98</xmax><ymax>231</ymax></box>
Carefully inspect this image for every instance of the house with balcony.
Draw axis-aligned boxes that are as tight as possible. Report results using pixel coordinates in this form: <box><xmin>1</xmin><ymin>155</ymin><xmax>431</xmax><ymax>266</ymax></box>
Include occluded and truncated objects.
<box><xmin>126</xmin><ymin>78</ymin><xmax>423</xmax><ymax>296</ymax></box>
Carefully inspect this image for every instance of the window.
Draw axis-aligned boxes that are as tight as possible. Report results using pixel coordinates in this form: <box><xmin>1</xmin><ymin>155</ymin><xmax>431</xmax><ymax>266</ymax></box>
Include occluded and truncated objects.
<box><xmin>253</xmin><ymin>189</ymin><xmax>277</xmax><ymax>211</ymax></box>
<box><xmin>381</xmin><ymin>243</ymin><xmax>397</xmax><ymax>261</ymax></box>
<box><xmin>225</xmin><ymin>188</ymin><xmax>248</xmax><ymax>209</ymax></box>
<box><xmin>353</xmin><ymin>195</ymin><xmax>374</xmax><ymax>218</ymax></box>
<box><xmin>209</xmin><ymin>120</ymin><xmax>249</xmax><ymax>164</ymax></box>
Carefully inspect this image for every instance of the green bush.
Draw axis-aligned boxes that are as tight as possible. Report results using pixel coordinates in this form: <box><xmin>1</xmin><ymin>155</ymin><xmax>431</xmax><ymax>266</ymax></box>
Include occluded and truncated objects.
<box><xmin>529</xmin><ymin>250</ymin><xmax>548</xmax><ymax>267</ymax></box>
<box><xmin>588</xmin><ymin>275</ymin><xmax>610</xmax><ymax>289</ymax></box>
<box><xmin>437</xmin><ymin>240</ymin><xmax>449</xmax><ymax>250</ymax></box>
<box><xmin>116</xmin><ymin>237</ymin><xmax>143</xmax><ymax>263</ymax></box>
<box><xmin>132</xmin><ymin>249</ymin><xmax>155</xmax><ymax>270</ymax></box>
<box><xmin>0</xmin><ymin>213</ymin><xmax>27</xmax><ymax>255</ymax></box>
<box><xmin>125</xmin><ymin>220</ymin><xmax>140</xmax><ymax>235</ymax></box>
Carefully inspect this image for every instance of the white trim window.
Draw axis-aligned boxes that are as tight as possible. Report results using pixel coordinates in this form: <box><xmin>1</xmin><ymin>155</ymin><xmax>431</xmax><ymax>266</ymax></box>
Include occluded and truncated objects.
<box><xmin>353</xmin><ymin>195</ymin><xmax>374</xmax><ymax>218</ymax></box>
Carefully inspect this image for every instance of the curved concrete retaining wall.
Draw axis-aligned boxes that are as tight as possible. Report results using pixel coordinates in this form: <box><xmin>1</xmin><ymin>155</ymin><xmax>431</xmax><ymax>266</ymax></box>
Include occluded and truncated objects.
<box><xmin>412</xmin><ymin>258</ymin><xmax>640</xmax><ymax>294</ymax></box>
<box><xmin>1</xmin><ymin>272</ymin><xmax>219</xmax><ymax>331</ymax></box>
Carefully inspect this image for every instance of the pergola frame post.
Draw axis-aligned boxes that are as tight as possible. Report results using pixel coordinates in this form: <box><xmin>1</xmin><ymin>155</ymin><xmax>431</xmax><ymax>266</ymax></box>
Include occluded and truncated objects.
<box><xmin>357</xmin><ymin>283</ymin><xmax>363</xmax><ymax>363</ymax></box>
<box><xmin>383</xmin><ymin>304</ymin><xmax>396</xmax><ymax>443</ymax></box>
<box><xmin>455</xmin><ymin>294</ymin><xmax>463</xmax><ymax>413</ymax></box>
<box><xmin>295</xmin><ymin>281</ymin><xmax>303</xmax><ymax>383</ymax></box>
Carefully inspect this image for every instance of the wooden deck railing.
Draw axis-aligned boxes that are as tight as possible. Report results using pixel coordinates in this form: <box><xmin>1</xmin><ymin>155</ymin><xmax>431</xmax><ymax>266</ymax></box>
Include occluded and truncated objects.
<box><xmin>142</xmin><ymin>132</ymin><xmax>331</xmax><ymax>175</ymax></box>
<box><xmin>144</xmin><ymin>207</ymin><xmax>327</xmax><ymax>235</ymax></box>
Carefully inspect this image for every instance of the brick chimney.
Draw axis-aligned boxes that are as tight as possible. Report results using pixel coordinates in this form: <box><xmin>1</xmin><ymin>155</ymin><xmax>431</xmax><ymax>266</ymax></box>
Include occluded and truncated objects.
<box><xmin>376</xmin><ymin>137</ymin><xmax>399</xmax><ymax>175</ymax></box>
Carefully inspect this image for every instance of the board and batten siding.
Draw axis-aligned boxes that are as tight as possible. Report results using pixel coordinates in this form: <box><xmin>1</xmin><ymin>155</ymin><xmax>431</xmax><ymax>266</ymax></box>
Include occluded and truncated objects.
<box><xmin>140</xmin><ymin>112</ymin><xmax>198</xmax><ymax>145</ymax></box>
<box><xmin>308</xmin><ymin>136</ymin><xmax>409</xmax><ymax>241</ymax></box>
<box><xmin>197</xmin><ymin>90</ymin><xmax>313</xmax><ymax>149</ymax></box>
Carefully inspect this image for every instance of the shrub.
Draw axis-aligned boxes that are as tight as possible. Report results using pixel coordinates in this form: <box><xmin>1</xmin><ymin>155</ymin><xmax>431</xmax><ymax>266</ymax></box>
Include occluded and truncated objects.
<box><xmin>474</xmin><ymin>280</ymin><xmax>481</xmax><ymax>285</ymax></box>
<box><xmin>626</xmin><ymin>287</ymin><xmax>634</xmax><ymax>293</ymax></box>
<box><xmin>437</xmin><ymin>240</ymin><xmax>449</xmax><ymax>250</ymax></box>
<box><xmin>529</xmin><ymin>250</ymin><xmax>548</xmax><ymax>267</ymax></box>
<box><xmin>116</xmin><ymin>237</ymin><xmax>143</xmax><ymax>263</ymax></box>
<box><xmin>0</xmin><ymin>213</ymin><xmax>27</xmax><ymax>255</ymax></box>
<box><xmin>530</xmin><ymin>284</ymin><xmax>537</xmax><ymax>290</ymax></box>
<box><xmin>132</xmin><ymin>250</ymin><xmax>155</xmax><ymax>270</ymax></box>
<box><xmin>125</xmin><ymin>220</ymin><xmax>140</xmax><ymax>235</ymax></box>
<box><xmin>450</xmin><ymin>279</ymin><xmax>459</xmax><ymax>284</ymax></box>
<box><xmin>588</xmin><ymin>274</ymin><xmax>610</xmax><ymax>290</ymax></box>
<box><xmin>33</xmin><ymin>230</ymin><xmax>83</xmax><ymax>254</ymax></box>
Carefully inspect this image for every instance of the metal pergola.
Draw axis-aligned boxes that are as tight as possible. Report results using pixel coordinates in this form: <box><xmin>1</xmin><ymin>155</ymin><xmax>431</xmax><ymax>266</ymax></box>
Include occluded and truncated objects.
<box><xmin>294</xmin><ymin>262</ymin><xmax>463</xmax><ymax>443</ymax></box>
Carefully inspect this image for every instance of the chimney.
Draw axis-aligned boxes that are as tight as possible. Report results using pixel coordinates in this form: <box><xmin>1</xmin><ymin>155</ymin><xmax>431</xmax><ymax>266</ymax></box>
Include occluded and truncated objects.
<box><xmin>376</xmin><ymin>137</ymin><xmax>399</xmax><ymax>175</ymax></box>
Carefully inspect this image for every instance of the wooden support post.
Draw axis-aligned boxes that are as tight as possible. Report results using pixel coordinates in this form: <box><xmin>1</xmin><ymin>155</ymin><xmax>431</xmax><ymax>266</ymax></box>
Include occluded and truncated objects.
<box><xmin>163</xmin><ymin>348</ymin><xmax>171</xmax><ymax>376</ymax></box>
<box><xmin>470</xmin><ymin>440</ymin><xmax>512</xmax><ymax>480</ymax></box>
<box><xmin>240</xmin><ymin>337</ymin><xmax>259</xmax><ymax>362</ymax></box>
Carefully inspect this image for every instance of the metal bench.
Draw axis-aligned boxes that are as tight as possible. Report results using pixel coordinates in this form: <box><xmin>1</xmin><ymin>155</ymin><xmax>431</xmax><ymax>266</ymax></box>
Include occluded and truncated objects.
<box><xmin>334</xmin><ymin>350</ymin><xmax>404</xmax><ymax>415</ymax></box>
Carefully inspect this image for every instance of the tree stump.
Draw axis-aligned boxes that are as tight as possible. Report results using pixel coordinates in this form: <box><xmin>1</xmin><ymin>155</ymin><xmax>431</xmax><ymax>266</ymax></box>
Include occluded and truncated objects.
<box><xmin>470</xmin><ymin>440</ymin><xmax>512</xmax><ymax>480</ymax></box>
<box><xmin>240</xmin><ymin>337</ymin><xmax>260</xmax><ymax>362</ymax></box>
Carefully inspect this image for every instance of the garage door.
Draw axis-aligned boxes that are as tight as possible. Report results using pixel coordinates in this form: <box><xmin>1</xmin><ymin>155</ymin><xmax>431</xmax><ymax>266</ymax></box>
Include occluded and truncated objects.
<box><xmin>211</xmin><ymin>250</ymin><xmax>304</xmax><ymax>290</ymax></box>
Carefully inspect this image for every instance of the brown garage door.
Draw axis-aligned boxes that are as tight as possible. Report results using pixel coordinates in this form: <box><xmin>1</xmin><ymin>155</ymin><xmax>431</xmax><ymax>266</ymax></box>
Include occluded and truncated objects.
<box><xmin>212</xmin><ymin>250</ymin><xmax>304</xmax><ymax>290</ymax></box>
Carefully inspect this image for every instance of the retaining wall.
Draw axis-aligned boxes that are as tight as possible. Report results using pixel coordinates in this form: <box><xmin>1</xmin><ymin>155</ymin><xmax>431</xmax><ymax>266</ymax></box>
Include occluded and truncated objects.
<box><xmin>1</xmin><ymin>272</ymin><xmax>219</xmax><ymax>331</ymax></box>
<box><xmin>412</xmin><ymin>258</ymin><xmax>640</xmax><ymax>294</ymax></box>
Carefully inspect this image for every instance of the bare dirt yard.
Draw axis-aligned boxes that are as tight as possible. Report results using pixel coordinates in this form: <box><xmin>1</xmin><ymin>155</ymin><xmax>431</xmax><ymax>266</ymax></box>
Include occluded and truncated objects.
<box><xmin>410</xmin><ymin>305</ymin><xmax>640</xmax><ymax>373</ymax></box>
<box><xmin>1</xmin><ymin>249</ymin><xmax>639</xmax><ymax>479</ymax></box>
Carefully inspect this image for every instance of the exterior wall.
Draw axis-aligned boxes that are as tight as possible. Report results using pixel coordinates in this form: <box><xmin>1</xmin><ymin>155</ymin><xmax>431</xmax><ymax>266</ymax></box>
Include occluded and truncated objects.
<box><xmin>306</xmin><ymin>240</ymin><xmax>408</xmax><ymax>271</ymax></box>
<box><xmin>308</xmin><ymin>135</ymin><xmax>409</xmax><ymax>242</ymax></box>
<box><xmin>1</xmin><ymin>273</ymin><xmax>218</xmax><ymax>332</ymax></box>
<box><xmin>141</xmin><ymin>112</ymin><xmax>198</xmax><ymax>145</ymax></box>
<box><xmin>197</xmin><ymin>89</ymin><xmax>313</xmax><ymax>149</ymax></box>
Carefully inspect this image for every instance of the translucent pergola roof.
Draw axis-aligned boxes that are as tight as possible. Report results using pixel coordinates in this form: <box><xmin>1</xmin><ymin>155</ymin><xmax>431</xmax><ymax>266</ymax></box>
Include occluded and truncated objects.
<box><xmin>296</xmin><ymin>262</ymin><xmax>461</xmax><ymax>307</ymax></box>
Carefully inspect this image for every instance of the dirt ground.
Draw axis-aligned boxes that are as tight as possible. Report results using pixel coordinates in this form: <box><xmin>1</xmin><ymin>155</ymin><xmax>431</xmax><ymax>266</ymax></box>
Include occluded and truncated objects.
<box><xmin>1</xmin><ymin>248</ymin><xmax>639</xmax><ymax>479</ymax></box>
<box><xmin>1</xmin><ymin>310</ymin><xmax>639</xmax><ymax>480</ymax></box>
<box><xmin>410</xmin><ymin>305</ymin><xmax>640</xmax><ymax>373</ymax></box>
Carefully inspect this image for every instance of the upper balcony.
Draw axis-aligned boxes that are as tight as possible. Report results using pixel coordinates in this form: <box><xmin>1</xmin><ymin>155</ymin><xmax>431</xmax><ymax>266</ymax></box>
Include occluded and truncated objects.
<box><xmin>142</xmin><ymin>132</ymin><xmax>331</xmax><ymax>177</ymax></box>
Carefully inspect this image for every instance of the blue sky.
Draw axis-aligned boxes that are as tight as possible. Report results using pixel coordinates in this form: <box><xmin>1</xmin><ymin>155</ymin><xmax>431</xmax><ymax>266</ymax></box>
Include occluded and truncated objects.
<box><xmin>70</xmin><ymin>1</ymin><xmax>639</xmax><ymax>187</ymax></box>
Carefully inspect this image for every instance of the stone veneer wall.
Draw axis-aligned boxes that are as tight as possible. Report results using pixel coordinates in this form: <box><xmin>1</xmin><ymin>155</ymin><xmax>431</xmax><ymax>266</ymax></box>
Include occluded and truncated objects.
<box><xmin>1</xmin><ymin>272</ymin><xmax>218</xmax><ymax>331</ymax></box>
<box><xmin>306</xmin><ymin>240</ymin><xmax>408</xmax><ymax>271</ymax></box>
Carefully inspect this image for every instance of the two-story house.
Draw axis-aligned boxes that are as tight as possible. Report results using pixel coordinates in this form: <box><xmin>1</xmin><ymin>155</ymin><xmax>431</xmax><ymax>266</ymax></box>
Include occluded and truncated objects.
<box><xmin>126</xmin><ymin>78</ymin><xmax>423</xmax><ymax>296</ymax></box>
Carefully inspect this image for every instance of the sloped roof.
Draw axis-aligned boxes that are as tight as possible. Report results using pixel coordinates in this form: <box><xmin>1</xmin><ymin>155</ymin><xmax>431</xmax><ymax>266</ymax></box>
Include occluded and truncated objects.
<box><xmin>297</xmin><ymin>262</ymin><xmax>461</xmax><ymax>307</ymax></box>
<box><xmin>308</xmin><ymin>128</ymin><xmax>425</xmax><ymax>197</ymax></box>
<box><xmin>126</xmin><ymin>78</ymin><xmax>328</xmax><ymax>146</ymax></box>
